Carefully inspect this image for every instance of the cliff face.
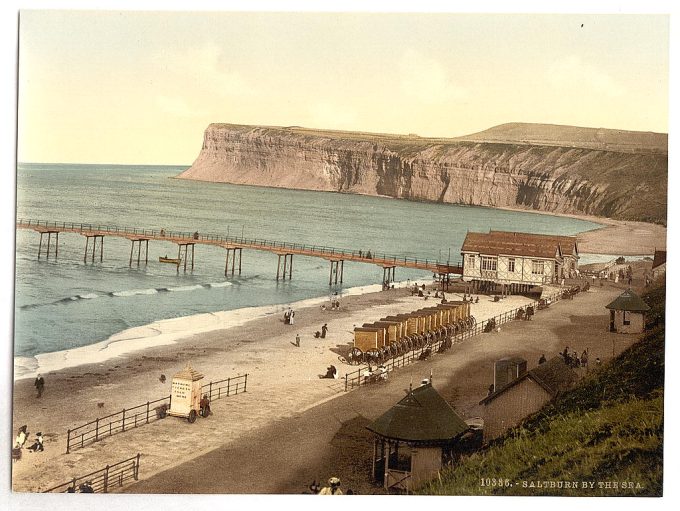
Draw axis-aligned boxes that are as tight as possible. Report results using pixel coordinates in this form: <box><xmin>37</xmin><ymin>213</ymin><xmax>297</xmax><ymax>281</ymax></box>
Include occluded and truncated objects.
<box><xmin>179</xmin><ymin>124</ymin><xmax>668</xmax><ymax>225</ymax></box>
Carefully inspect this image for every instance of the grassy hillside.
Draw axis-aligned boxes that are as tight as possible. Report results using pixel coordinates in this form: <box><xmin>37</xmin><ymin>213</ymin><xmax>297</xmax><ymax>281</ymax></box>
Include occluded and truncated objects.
<box><xmin>420</xmin><ymin>284</ymin><xmax>665</xmax><ymax>497</ymax></box>
<box><xmin>457</xmin><ymin>122</ymin><xmax>668</xmax><ymax>154</ymax></box>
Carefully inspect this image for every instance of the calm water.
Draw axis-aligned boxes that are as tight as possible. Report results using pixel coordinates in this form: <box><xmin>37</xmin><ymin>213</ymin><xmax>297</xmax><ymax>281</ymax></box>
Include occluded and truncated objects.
<box><xmin>14</xmin><ymin>163</ymin><xmax>600</xmax><ymax>358</ymax></box>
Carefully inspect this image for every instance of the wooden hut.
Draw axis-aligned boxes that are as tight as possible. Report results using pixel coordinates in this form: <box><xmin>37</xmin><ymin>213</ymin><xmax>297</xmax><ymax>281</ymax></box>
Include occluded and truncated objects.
<box><xmin>480</xmin><ymin>357</ymin><xmax>577</xmax><ymax>442</ymax></box>
<box><xmin>367</xmin><ymin>381</ymin><xmax>469</xmax><ymax>492</ymax></box>
<box><xmin>370</xmin><ymin>321</ymin><xmax>401</xmax><ymax>345</ymax></box>
<box><xmin>353</xmin><ymin>326</ymin><xmax>385</xmax><ymax>352</ymax></box>
<box><xmin>605</xmin><ymin>288</ymin><xmax>650</xmax><ymax>334</ymax></box>
<box><xmin>381</xmin><ymin>316</ymin><xmax>409</xmax><ymax>341</ymax></box>
<box><xmin>493</xmin><ymin>357</ymin><xmax>527</xmax><ymax>391</ymax></box>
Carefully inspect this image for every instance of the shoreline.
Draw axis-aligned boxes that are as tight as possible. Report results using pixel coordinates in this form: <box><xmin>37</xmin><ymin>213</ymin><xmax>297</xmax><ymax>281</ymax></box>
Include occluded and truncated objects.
<box><xmin>13</xmin><ymin>281</ymin><xmax>412</xmax><ymax>380</ymax></box>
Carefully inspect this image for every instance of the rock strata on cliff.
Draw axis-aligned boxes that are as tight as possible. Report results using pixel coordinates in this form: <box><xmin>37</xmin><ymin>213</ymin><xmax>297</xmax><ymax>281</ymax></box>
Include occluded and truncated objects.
<box><xmin>179</xmin><ymin>123</ymin><xmax>667</xmax><ymax>225</ymax></box>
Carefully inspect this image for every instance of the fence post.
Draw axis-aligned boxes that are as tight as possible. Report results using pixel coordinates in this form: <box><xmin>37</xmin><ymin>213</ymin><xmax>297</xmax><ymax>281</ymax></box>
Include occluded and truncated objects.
<box><xmin>135</xmin><ymin>453</ymin><xmax>140</xmax><ymax>480</ymax></box>
<box><xmin>244</xmin><ymin>374</ymin><xmax>248</xmax><ymax>392</ymax></box>
<box><xmin>345</xmin><ymin>373</ymin><xmax>348</xmax><ymax>392</ymax></box>
<box><xmin>95</xmin><ymin>418</ymin><xmax>99</xmax><ymax>442</ymax></box>
<box><xmin>103</xmin><ymin>465</ymin><xmax>109</xmax><ymax>493</ymax></box>
<box><xmin>122</xmin><ymin>409</ymin><xmax>126</xmax><ymax>432</ymax></box>
<box><xmin>66</xmin><ymin>429</ymin><xmax>70</xmax><ymax>454</ymax></box>
<box><xmin>146</xmin><ymin>401</ymin><xmax>150</xmax><ymax>424</ymax></box>
<box><xmin>209</xmin><ymin>381</ymin><xmax>213</xmax><ymax>400</ymax></box>
<box><xmin>227</xmin><ymin>377</ymin><xmax>231</xmax><ymax>396</ymax></box>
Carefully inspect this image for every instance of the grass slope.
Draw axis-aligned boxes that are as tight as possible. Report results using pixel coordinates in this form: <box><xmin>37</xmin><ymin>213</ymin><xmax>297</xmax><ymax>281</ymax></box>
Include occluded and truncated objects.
<box><xmin>420</xmin><ymin>284</ymin><xmax>665</xmax><ymax>497</ymax></box>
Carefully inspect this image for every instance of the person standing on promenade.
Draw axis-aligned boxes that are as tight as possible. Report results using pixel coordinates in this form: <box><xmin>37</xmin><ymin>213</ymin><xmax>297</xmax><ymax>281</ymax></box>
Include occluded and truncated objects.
<box><xmin>34</xmin><ymin>374</ymin><xmax>44</xmax><ymax>398</ymax></box>
<box><xmin>295</xmin><ymin>334</ymin><xmax>300</xmax><ymax>347</ymax></box>
<box><xmin>321</xmin><ymin>324</ymin><xmax>328</xmax><ymax>338</ymax></box>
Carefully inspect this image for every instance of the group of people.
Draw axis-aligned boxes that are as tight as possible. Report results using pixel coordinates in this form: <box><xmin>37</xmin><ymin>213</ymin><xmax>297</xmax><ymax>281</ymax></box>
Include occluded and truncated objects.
<box><xmin>13</xmin><ymin>425</ymin><xmax>44</xmax><ymax>459</ymax></box>
<box><xmin>283</xmin><ymin>308</ymin><xmax>296</xmax><ymax>325</ymax></box>
<box><xmin>462</xmin><ymin>294</ymin><xmax>479</xmax><ymax>303</ymax></box>
<box><xmin>358</xmin><ymin>250</ymin><xmax>372</xmax><ymax>259</ymax></box>
<box><xmin>559</xmin><ymin>346</ymin><xmax>600</xmax><ymax>369</ymax></box>
<box><xmin>314</xmin><ymin>323</ymin><xmax>329</xmax><ymax>338</ymax></box>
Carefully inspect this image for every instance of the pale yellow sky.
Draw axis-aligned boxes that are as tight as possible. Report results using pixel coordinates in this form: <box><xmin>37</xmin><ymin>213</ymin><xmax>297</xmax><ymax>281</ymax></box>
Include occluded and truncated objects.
<box><xmin>17</xmin><ymin>11</ymin><xmax>669</xmax><ymax>165</ymax></box>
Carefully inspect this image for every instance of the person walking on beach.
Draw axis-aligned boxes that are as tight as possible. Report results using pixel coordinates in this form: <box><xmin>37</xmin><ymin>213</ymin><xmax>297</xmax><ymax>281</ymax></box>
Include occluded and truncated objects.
<box><xmin>290</xmin><ymin>310</ymin><xmax>295</xmax><ymax>325</ymax></box>
<box><xmin>295</xmin><ymin>334</ymin><xmax>300</xmax><ymax>347</ymax></box>
<box><xmin>34</xmin><ymin>374</ymin><xmax>44</xmax><ymax>398</ymax></box>
<box><xmin>321</xmin><ymin>324</ymin><xmax>328</xmax><ymax>338</ymax></box>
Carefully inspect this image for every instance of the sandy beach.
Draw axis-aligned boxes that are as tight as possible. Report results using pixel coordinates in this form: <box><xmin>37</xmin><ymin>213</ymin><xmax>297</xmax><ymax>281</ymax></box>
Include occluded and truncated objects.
<box><xmin>12</xmin><ymin>280</ymin><xmax>540</xmax><ymax>492</ymax></box>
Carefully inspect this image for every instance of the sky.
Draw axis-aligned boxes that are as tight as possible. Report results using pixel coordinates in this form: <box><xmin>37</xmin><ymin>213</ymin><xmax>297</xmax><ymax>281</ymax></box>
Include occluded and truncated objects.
<box><xmin>16</xmin><ymin>10</ymin><xmax>669</xmax><ymax>165</ymax></box>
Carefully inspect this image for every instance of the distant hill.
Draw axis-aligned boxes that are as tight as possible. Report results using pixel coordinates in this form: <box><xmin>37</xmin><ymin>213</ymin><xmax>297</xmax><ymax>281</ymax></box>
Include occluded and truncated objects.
<box><xmin>457</xmin><ymin>122</ymin><xmax>667</xmax><ymax>154</ymax></box>
<box><xmin>179</xmin><ymin>122</ymin><xmax>668</xmax><ymax>224</ymax></box>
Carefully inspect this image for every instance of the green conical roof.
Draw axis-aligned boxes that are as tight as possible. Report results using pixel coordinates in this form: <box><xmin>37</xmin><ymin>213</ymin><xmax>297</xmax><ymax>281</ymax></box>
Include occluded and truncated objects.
<box><xmin>605</xmin><ymin>289</ymin><xmax>650</xmax><ymax>312</ymax></box>
<box><xmin>367</xmin><ymin>383</ymin><xmax>468</xmax><ymax>443</ymax></box>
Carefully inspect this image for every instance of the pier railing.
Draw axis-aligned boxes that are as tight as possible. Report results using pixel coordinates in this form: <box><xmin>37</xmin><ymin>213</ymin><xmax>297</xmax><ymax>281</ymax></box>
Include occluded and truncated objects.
<box><xmin>16</xmin><ymin>218</ymin><xmax>463</xmax><ymax>273</ymax></box>
<box><xmin>65</xmin><ymin>374</ymin><xmax>248</xmax><ymax>453</ymax></box>
<box><xmin>344</xmin><ymin>292</ymin><xmax>564</xmax><ymax>391</ymax></box>
<box><xmin>43</xmin><ymin>453</ymin><xmax>140</xmax><ymax>493</ymax></box>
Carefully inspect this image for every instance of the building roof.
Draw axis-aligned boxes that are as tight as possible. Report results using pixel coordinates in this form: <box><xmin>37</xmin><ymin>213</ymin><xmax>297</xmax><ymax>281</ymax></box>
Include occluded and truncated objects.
<box><xmin>480</xmin><ymin>356</ymin><xmax>578</xmax><ymax>405</ymax></box>
<box><xmin>173</xmin><ymin>363</ymin><xmax>204</xmax><ymax>381</ymax></box>
<box><xmin>652</xmin><ymin>250</ymin><xmax>666</xmax><ymax>269</ymax></box>
<box><xmin>490</xmin><ymin>230</ymin><xmax>579</xmax><ymax>257</ymax></box>
<box><xmin>367</xmin><ymin>383</ymin><xmax>468</xmax><ymax>443</ymax></box>
<box><xmin>461</xmin><ymin>231</ymin><xmax>564</xmax><ymax>259</ymax></box>
<box><xmin>605</xmin><ymin>289</ymin><xmax>651</xmax><ymax>312</ymax></box>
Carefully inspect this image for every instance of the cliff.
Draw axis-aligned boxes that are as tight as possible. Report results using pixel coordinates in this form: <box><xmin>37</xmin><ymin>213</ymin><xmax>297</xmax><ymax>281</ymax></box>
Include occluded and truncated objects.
<box><xmin>179</xmin><ymin>123</ymin><xmax>668</xmax><ymax>225</ymax></box>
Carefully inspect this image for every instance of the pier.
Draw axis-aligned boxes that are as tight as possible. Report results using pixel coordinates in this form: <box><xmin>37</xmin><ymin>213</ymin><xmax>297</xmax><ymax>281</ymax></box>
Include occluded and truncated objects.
<box><xmin>17</xmin><ymin>219</ymin><xmax>463</xmax><ymax>283</ymax></box>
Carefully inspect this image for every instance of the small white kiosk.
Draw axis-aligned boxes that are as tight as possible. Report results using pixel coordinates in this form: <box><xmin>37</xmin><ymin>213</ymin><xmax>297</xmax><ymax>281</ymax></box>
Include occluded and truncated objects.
<box><xmin>168</xmin><ymin>363</ymin><xmax>204</xmax><ymax>423</ymax></box>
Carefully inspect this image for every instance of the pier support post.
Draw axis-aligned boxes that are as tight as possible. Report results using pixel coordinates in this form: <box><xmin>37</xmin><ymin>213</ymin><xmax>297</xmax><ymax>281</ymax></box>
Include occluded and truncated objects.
<box><xmin>177</xmin><ymin>243</ymin><xmax>195</xmax><ymax>273</ymax></box>
<box><xmin>84</xmin><ymin>235</ymin><xmax>104</xmax><ymax>264</ymax></box>
<box><xmin>382</xmin><ymin>265</ymin><xmax>396</xmax><ymax>286</ymax></box>
<box><xmin>38</xmin><ymin>230</ymin><xmax>60</xmax><ymax>260</ymax></box>
<box><xmin>277</xmin><ymin>253</ymin><xmax>293</xmax><ymax>280</ymax></box>
<box><xmin>128</xmin><ymin>239</ymin><xmax>149</xmax><ymax>267</ymax></box>
<box><xmin>328</xmin><ymin>260</ymin><xmax>344</xmax><ymax>286</ymax></box>
<box><xmin>283</xmin><ymin>254</ymin><xmax>293</xmax><ymax>279</ymax></box>
<box><xmin>224</xmin><ymin>247</ymin><xmax>243</xmax><ymax>277</ymax></box>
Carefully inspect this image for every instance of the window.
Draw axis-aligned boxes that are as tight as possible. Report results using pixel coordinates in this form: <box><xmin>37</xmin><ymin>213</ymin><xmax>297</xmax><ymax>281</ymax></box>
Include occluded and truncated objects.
<box><xmin>468</xmin><ymin>254</ymin><xmax>476</xmax><ymax>268</ymax></box>
<box><xmin>531</xmin><ymin>260</ymin><xmax>544</xmax><ymax>275</ymax></box>
<box><xmin>481</xmin><ymin>256</ymin><xmax>497</xmax><ymax>271</ymax></box>
<box><xmin>623</xmin><ymin>311</ymin><xmax>631</xmax><ymax>325</ymax></box>
<box><xmin>508</xmin><ymin>258</ymin><xmax>516</xmax><ymax>273</ymax></box>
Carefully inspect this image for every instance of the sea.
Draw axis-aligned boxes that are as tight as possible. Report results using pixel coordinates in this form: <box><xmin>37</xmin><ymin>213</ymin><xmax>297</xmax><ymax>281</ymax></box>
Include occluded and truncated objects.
<box><xmin>14</xmin><ymin>163</ymin><xmax>604</xmax><ymax>379</ymax></box>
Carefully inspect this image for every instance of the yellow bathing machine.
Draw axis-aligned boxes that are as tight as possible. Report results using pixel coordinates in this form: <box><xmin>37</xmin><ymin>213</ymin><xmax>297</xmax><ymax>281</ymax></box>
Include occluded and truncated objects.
<box><xmin>346</xmin><ymin>300</ymin><xmax>475</xmax><ymax>366</ymax></box>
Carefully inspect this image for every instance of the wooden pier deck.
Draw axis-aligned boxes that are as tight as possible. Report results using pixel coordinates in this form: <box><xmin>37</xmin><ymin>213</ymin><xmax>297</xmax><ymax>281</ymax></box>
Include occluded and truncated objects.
<box><xmin>17</xmin><ymin>219</ymin><xmax>463</xmax><ymax>280</ymax></box>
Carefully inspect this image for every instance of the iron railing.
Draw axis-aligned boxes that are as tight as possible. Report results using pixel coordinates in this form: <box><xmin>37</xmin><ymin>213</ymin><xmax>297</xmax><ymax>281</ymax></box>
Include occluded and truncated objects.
<box><xmin>66</xmin><ymin>374</ymin><xmax>248</xmax><ymax>453</ymax></box>
<box><xmin>43</xmin><ymin>453</ymin><xmax>140</xmax><ymax>493</ymax></box>
<box><xmin>16</xmin><ymin>218</ymin><xmax>463</xmax><ymax>272</ymax></box>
